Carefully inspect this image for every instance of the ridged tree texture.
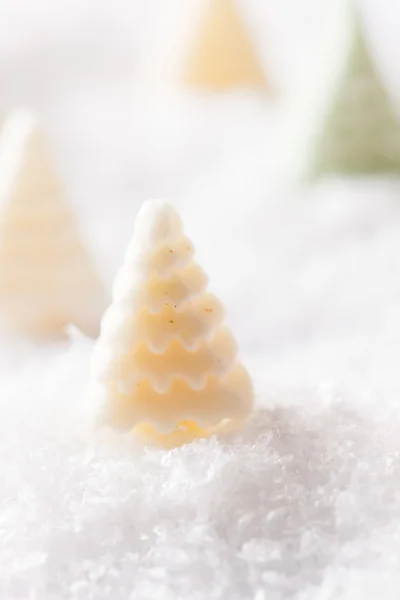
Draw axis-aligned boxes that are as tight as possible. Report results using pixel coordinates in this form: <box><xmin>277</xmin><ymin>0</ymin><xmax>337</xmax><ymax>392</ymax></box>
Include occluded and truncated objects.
<box><xmin>0</xmin><ymin>110</ymin><xmax>107</xmax><ymax>338</ymax></box>
<box><xmin>90</xmin><ymin>199</ymin><xmax>254</xmax><ymax>447</ymax></box>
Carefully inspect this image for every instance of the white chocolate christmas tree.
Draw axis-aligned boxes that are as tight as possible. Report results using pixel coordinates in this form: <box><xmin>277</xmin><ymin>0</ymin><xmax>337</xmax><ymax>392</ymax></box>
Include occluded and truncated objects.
<box><xmin>183</xmin><ymin>0</ymin><xmax>266</xmax><ymax>92</ymax></box>
<box><xmin>90</xmin><ymin>199</ymin><xmax>254</xmax><ymax>447</ymax></box>
<box><xmin>0</xmin><ymin>109</ymin><xmax>107</xmax><ymax>338</ymax></box>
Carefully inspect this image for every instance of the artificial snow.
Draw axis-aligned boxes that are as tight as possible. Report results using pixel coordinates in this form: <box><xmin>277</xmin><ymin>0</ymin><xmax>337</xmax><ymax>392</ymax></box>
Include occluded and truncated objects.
<box><xmin>2</xmin><ymin>177</ymin><xmax>400</xmax><ymax>600</ymax></box>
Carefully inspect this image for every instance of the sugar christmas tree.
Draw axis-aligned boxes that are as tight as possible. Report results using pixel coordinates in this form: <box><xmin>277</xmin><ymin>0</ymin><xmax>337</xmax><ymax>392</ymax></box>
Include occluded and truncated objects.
<box><xmin>184</xmin><ymin>0</ymin><xmax>266</xmax><ymax>91</ymax></box>
<box><xmin>0</xmin><ymin>110</ymin><xmax>107</xmax><ymax>338</ymax></box>
<box><xmin>90</xmin><ymin>199</ymin><xmax>254</xmax><ymax>447</ymax></box>
<box><xmin>308</xmin><ymin>7</ymin><xmax>400</xmax><ymax>177</ymax></box>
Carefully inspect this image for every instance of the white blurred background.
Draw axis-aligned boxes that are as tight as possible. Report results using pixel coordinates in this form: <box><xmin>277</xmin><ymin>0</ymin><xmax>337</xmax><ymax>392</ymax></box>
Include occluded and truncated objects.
<box><xmin>0</xmin><ymin>0</ymin><xmax>398</xmax><ymax>257</ymax></box>
<box><xmin>0</xmin><ymin>0</ymin><xmax>399</xmax><ymax>373</ymax></box>
<box><xmin>0</xmin><ymin>0</ymin><xmax>397</xmax><ymax>362</ymax></box>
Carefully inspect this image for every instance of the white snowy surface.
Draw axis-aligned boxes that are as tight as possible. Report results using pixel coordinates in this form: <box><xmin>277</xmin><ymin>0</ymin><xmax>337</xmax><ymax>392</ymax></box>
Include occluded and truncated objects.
<box><xmin>1</xmin><ymin>1</ymin><xmax>400</xmax><ymax>599</ymax></box>
<box><xmin>2</xmin><ymin>179</ymin><xmax>400</xmax><ymax>600</ymax></box>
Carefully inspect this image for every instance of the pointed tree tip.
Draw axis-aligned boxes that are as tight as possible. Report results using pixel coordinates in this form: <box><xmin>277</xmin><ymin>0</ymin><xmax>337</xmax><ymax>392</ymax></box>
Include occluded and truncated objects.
<box><xmin>2</xmin><ymin>108</ymin><xmax>39</xmax><ymax>138</ymax></box>
<box><xmin>133</xmin><ymin>199</ymin><xmax>183</xmax><ymax>250</ymax></box>
<box><xmin>140</xmin><ymin>198</ymin><xmax>177</xmax><ymax>214</ymax></box>
<box><xmin>0</xmin><ymin>109</ymin><xmax>42</xmax><ymax>173</ymax></box>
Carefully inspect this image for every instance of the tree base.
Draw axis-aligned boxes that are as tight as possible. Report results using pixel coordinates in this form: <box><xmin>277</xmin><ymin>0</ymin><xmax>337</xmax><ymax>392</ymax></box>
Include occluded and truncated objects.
<box><xmin>134</xmin><ymin>420</ymin><xmax>211</xmax><ymax>449</ymax></box>
<box><xmin>134</xmin><ymin>418</ymin><xmax>242</xmax><ymax>448</ymax></box>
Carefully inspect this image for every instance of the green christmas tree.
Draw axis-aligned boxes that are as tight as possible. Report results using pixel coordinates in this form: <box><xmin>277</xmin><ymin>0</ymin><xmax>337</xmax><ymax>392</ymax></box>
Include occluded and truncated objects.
<box><xmin>308</xmin><ymin>8</ymin><xmax>400</xmax><ymax>177</ymax></box>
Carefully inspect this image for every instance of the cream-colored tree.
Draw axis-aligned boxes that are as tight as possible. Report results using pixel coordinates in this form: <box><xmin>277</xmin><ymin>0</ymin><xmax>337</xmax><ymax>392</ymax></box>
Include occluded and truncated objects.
<box><xmin>0</xmin><ymin>110</ymin><xmax>107</xmax><ymax>338</ymax></box>
<box><xmin>183</xmin><ymin>0</ymin><xmax>267</xmax><ymax>91</ymax></box>
<box><xmin>90</xmin><ymin>199</ymin><xmax>254</xmax><ymax>447</ymax></box>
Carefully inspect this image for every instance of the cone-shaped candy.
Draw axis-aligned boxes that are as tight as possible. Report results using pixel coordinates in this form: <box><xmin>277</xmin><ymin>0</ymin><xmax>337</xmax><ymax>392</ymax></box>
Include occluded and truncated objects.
<box><xmin>0</xmin><ymin>110</ymin><xmax>107</xmax><ymax>338</ymax></box>
<box><xmin>308</xmin><ymin>7</ymin><xmax>400</xmax><ymax>177</ymax></box>
<box><xmin>184</xmin><ymin>0</ymin><xmax>266</xmax><ymax>91</ymax></box>
<box><xmin>90</xmin><ymin>199</ymin><xmax>254</xmax><ymax>447</ymax></box>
